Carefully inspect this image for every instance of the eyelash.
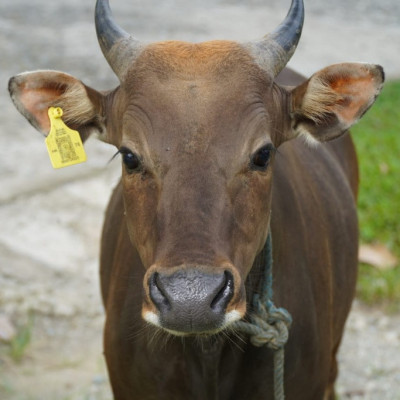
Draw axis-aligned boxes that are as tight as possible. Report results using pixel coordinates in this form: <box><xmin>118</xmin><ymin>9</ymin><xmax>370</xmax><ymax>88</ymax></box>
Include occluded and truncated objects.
<box><xmin>118</xmin><ymin>147</ymin><xmax>142</xmax><ymax>173</ymax></box>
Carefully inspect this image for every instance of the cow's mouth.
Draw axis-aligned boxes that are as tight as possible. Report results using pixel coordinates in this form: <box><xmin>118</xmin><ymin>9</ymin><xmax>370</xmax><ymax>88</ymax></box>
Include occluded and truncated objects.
<box><xmin>143</xmin><ymin>308</ymin><xmax>243</xmax><ymax>337</ymax></box>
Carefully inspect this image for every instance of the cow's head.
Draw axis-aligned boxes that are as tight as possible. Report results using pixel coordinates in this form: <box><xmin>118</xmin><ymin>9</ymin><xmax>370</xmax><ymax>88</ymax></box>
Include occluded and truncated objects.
<box><xmin>9</xmin><ymin>0</ymin><xmax>383</xmax><ymax>335</ymax></box>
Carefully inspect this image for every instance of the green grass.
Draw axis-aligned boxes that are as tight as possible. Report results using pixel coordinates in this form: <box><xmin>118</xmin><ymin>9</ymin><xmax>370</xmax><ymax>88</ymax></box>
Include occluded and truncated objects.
<box><xmin>351</xmin><ymin>79</ymin><xmax>400</xmax><ymax>311</ymax></box>
<box><xmin>357</xmin><ymin>264</ymin><xmax>400</xmax><ymax>312</ymax></box>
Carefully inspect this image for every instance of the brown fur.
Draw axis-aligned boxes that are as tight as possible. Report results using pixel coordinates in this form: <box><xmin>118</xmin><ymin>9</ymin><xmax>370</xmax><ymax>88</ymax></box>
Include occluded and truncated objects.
<box><xmin>133</xmin><ymin>41</ymin><xmax>257</xmax><ymax>75</ymax></box>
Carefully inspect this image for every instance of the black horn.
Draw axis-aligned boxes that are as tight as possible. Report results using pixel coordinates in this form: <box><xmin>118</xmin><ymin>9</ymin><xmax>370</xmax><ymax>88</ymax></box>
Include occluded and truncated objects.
<box><xmin>95</xmin><ymin>0</ymin><xmax>143</xmax><ymax>80</ymax></box>
<box><xmin>246</xmin><ymin>0</ymin><xmax>304</xmax><ymax>76</ymax></box>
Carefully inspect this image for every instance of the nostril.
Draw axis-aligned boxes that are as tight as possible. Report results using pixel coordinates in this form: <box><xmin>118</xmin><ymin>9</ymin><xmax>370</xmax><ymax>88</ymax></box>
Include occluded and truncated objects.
<box><xmin>210</xmin><ymin>271</ymin><xmax>234</xmax><ymax>312</ymax></box>
<box><xmin>149</xmin><ymin>272</ymin><xmax>171</xmax><ymax>312</ymax></box>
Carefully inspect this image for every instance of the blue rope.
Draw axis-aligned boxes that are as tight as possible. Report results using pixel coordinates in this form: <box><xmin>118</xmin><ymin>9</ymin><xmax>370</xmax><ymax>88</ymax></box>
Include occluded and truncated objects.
<box><xmin>232</xmin><ymin>232</ymin><xmax>292</xmax><ymax>400</ymax></box>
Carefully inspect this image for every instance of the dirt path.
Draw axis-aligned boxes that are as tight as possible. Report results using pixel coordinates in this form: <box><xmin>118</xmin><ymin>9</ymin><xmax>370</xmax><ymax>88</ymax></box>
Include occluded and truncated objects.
<box><xmin>1</xmin><ymin>1</ymin><xmax>399</xmax><ymax>399</ymax></box>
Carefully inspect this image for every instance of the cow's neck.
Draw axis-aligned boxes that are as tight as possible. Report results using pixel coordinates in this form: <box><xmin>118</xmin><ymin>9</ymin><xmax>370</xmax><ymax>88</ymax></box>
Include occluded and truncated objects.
<box><xmin>188</xmin><ymin>336</ymin><xmax>224</xmax><ymax>400</ymax></box>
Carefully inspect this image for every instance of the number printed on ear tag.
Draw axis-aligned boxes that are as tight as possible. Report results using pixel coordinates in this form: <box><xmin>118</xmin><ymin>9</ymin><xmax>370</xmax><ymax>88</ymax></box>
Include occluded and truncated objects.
<box><xmin>45</xmin><ymin>107</ymin><xmax>87</xmax><ymax>169</ymax></box>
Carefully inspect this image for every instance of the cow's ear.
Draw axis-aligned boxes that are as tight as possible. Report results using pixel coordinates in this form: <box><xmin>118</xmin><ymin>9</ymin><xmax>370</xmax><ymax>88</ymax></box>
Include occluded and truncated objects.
<box><xmin>289</xmin><ymin>63</ymin><xmax>384</xmax><ymax>144</ymax></box>
<box><xmin>9</xmin><ymin>70</ymin><xmax>106</xmax><ymax>142</ymax></box>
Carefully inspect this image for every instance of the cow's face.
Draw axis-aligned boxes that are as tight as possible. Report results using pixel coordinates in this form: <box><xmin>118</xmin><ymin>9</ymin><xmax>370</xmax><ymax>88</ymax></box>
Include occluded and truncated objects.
<box><xmin>9</xmin><ymin>0</ymin><xmax>383</xmax><ymax>336</ymax></box>
<box><xmin>108</xmin><ymin>41</ymin><xmax>285</xmax><ymax>333</ymax></box>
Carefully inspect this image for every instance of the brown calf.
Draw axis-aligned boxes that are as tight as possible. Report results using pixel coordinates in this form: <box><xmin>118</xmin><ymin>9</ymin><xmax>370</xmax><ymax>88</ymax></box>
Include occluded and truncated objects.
<box><xmin>9</xmin><ymin>0</ymin><xmax>383</xmax><ymax>398</ymax></box>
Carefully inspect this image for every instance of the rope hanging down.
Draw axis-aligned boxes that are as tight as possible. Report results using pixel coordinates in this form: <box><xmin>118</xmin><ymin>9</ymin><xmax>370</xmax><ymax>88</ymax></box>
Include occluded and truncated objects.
<box><xmin>232</xmin><ymin>233</ymin><xmax>292</xmax><ymax>400</ymax></box>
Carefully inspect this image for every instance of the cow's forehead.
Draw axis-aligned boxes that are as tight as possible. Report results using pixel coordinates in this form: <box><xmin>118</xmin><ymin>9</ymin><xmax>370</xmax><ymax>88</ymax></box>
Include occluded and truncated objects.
<box><xmin>129</xmin><ymin>40</ymin><xmax>265</xmax><ymax>80</ymax></box>
<box><xmin>119</xmin><ymin>40</ymin><xmax>275</xmax><ymax>122</ymax></box>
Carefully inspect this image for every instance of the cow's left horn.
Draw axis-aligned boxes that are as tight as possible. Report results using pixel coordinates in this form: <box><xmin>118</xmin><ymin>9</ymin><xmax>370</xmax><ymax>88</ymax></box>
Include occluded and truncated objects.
<box><xmin>246</xmin><ymin>0</ymin><xmax>304</xmax><ymax>76</ymax></box>
<box><xmin>95</xmin><ymin>0</ymin><xmax>143</xmax><ymax>81</ymax></box>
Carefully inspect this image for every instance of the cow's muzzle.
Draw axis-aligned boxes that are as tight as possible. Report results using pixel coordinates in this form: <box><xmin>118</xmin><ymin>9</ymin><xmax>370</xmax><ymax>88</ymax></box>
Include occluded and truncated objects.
<box><xmin>144</xmin><ymin>268</ymin><xmax>241</xmax><ymax>334</ymax></box>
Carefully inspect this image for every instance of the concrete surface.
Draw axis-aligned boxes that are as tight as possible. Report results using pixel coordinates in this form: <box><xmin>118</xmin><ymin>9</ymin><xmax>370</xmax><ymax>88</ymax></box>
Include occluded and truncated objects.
<box><xmin>0</xmin><ymin>0</ymin><xmax>399</xmax><ymax>399</ymax></box>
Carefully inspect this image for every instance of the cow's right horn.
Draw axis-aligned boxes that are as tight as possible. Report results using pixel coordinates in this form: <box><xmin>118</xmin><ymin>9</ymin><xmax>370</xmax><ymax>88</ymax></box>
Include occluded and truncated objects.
<box><xmin>95</xmin><ymin>0</ymin><xmax>143</xmax><ymax>81</ymax></box>
<box><xmin>246</xmin><ymin>0</ymin><xmax>305</xmax><ymax>77</ymax></box>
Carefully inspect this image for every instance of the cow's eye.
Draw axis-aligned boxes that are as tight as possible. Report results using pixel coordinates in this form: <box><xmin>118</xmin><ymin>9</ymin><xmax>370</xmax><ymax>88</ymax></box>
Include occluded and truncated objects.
<box><xmin>251</xmin><ymin>145</ymin><xmax>275</xmax><ymax>170</ymax></box>
<box><xmin>120</xmin><ymin>148</ymin><xmax>141</xmax><ymax>172</ymax></box>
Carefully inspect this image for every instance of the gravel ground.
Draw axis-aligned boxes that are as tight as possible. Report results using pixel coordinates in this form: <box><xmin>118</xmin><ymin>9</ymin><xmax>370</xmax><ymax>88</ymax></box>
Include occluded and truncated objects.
<box><xmin>1</xmin><ymin>1</ymin><xmax>399</xmax><ymax>399</ymax></box>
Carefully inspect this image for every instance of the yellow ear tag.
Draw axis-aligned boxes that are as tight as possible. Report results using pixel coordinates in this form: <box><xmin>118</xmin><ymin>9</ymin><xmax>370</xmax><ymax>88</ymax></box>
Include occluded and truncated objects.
<box><xmin>45</xmin><ymin>107</ymin><xmax>87</xmax><ymax>169</ymax></box>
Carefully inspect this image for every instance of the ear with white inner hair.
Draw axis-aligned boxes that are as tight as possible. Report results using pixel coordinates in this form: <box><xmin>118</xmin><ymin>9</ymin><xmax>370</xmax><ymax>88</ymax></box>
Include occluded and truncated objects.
<box><xmin>289</xmin><ymin>63</ymin><xmax>384</xmax><ymax>145</ymax></box>
<box><xmin>8</xmin><ymin>70</ymin><xmax>107</xmax><ymax>143</ymax></box>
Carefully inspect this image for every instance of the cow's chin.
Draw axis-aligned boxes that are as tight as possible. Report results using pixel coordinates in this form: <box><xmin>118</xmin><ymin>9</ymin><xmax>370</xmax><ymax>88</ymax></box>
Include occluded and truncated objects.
<box><xmin>142</xmin><ymin>309</ymin><xmax>243</xmax><ymax>337</ymax></box>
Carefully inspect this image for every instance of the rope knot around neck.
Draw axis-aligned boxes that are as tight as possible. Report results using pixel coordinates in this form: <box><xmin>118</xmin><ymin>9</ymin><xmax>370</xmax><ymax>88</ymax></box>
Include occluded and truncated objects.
<box><xmin>243</xmin><ymin>300</ymin><xmax>292</xmax><ymax>350</ymax></box>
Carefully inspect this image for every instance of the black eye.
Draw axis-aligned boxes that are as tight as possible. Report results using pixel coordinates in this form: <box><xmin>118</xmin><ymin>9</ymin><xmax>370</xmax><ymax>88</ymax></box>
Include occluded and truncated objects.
<box><xmin>251</xmin><ymin>145</ymin><xmax>274</xmax><ymax>170</ymax></box>
<box><xmin>120</xmin><ymin>148</ymin><xmax>141</xmax><ymax>172</ymax></box>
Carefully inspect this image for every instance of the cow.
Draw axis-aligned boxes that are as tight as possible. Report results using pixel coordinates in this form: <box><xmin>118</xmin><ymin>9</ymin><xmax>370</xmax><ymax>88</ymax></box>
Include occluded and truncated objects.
<box><xmin>9</xmin><ymin>0</ymin><xmax>384</xmax><ymax>398</ymax></box>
